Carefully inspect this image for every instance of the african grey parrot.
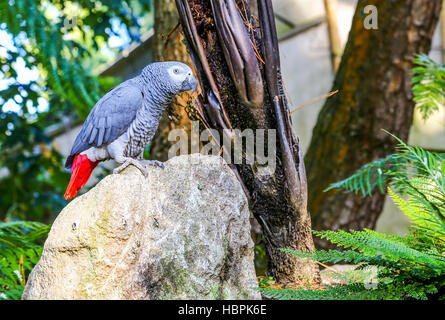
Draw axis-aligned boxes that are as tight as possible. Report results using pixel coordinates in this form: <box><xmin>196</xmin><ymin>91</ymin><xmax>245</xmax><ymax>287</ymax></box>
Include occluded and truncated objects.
<box><xmin>64</xmin><ymin>61</ymin><xmax>197</xmax><ymax>200</ymax></box>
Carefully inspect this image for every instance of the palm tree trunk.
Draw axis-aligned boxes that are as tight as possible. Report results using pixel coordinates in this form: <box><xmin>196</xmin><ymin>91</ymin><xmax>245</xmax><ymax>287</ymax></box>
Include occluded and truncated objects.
<box><xmin>175</xmin><ymin>0</ymin><xmax>320</xmax><ymax>284</ymax></box>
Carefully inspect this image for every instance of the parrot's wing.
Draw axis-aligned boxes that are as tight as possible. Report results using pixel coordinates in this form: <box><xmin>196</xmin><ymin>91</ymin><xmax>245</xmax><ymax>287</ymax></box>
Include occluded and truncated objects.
<box><xmin>65</xmin><ymin>80</ymin><xmax>143</xmax><ymax>169</ymax></box>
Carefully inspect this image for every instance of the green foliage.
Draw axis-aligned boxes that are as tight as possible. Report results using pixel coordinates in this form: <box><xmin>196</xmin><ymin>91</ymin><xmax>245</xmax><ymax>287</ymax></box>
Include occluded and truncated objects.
<box><xmin>258</xmin><ymin>284</ymin><xmax>391</xmax><ymax>300</ymax></box>
<box><xmin>0</xmin><ymin>220</ymin><xmax>50</xmax><ymax>300</ymax></box>
<box><xmin>0</xmin><ymin>112</ymin><xmax>70</xmax><ymax>221</ymax></box>
<box><xmin>258</xmin><ymin>276</ymin><xmax>276</xmax><ymax>288</ymax></box>
<box><xmin>412</xmin><ymin>54</ymin><xmax>445</xmax><ymax>120</ymax></box>
<box><xmin>258</xmin><ymin>138</ymin><xmax>445</xmax><ymax>300</ymax></box>
<box><xmin>0</xmin><ymin>0</ymin><xmax>152</xmax><ymax>118</ymax></box>
<box><xmin>0</xmin><ymin>0</ymin><xmax>152</xmax><ymax>221</ymax></box>
<box><xmin>325</xmin><ymin>151</ymin><xmax>408</xmax><ymax>197</ymax></box>
<box><xmin>326</xmin><ymin>132</ymin><xmax>445</xmax><ymax>199</ymax></box>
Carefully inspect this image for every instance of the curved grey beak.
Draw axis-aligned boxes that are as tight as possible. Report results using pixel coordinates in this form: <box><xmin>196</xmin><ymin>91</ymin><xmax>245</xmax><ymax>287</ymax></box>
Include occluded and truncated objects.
<box><xmin>184</xmin><ymin>73</ymin><xmax>197</xmax><ymax>94</ymax></box>
<box><xmin>191</xmin><ymin>76</ymin><xmax>197</xmax><ymax>94</ymax></box>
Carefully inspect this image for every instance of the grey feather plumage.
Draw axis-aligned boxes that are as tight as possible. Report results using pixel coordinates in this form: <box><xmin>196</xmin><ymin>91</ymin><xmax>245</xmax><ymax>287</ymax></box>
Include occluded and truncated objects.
<box><xmin>65</xmin><ymin>80</ymin><xmax>143</xmax><ymax>169</ymax></box>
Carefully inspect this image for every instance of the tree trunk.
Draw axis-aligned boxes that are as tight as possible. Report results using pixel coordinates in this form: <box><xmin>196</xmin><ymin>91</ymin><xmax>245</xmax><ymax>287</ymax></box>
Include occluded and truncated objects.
<box><xmin>175</xmin><ymin>0</ymin><xmax>319</xmax><ymax>285</ymax></box>
<box><xmin>151</xmin><ymin>0</ymin><xmax>193</xmax><ymax>161</ymax></box>
<box><xmin>305</xmin><ymin>0</ymin><xmax>442</xmax><ymax>249</ymax></box>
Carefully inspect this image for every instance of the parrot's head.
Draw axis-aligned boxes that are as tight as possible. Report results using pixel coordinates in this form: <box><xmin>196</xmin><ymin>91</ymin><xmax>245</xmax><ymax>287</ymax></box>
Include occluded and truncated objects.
<box><xmin>142</xmin><ymin>61</ymin><xmax>197</xmax><ymax>97</ymax></box>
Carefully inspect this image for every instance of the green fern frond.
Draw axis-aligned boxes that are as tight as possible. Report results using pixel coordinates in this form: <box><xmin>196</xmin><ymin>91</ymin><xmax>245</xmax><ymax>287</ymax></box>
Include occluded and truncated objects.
<box><xmin>0</xmin><ymin>221</ymin><xmax>50</xmax><ymax>249</ymax></box>
<box><xmin>327</xmin><ymin>133</ymin><xmax>445</xmax><ymax>199</ymax></box>
<box><xmin>389</xmin><ymin>188</ymin><xmax>445</xmax><ymax>241</ymax></box>
<box><xmin>325</xmin><ymin>153</ymin><xmax>408</xmax><ymax>196</ymax></box>
<box><xmin>281</xmin><ymin>248</ymin><xmax>383</xmax><ymax>266</ymax></box>
<box><xmin>314</xmin><ymin>229</ymin><xmax>445</xmax><ymax>270</ymax></box>
<box><xmin>412</xmin><ymin>54</ymin><xmax>445</xmax><ymax>120</ymax></box>
<box><xmin>256</xmin><ymin>284</ymin><xmax>391</xmax><ymax>300</ymax></box>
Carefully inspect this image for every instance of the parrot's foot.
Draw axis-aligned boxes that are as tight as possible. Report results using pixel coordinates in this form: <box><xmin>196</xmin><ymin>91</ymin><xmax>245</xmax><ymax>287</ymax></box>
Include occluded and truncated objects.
<box><xmin>113</xmin><ymin>158</ymin><xmax>148</xmax><ymax>177</ymax></box>
<box><xmin>140</xmin><ymin>160</ymin><xmax>165</xmax><ymax>169</ymax></box>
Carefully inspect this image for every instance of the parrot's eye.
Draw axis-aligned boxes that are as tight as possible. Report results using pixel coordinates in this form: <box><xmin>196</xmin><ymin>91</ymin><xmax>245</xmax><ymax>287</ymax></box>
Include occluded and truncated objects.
<box><xmin>173</xmin><ymin>68</ymin><xmax>179</xmax><ymax>74</ymax></box>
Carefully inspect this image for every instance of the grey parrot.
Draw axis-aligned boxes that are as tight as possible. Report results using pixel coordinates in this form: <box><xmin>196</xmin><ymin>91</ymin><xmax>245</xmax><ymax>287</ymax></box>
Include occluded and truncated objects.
<box><xmin>64</xmin><ymin>61</ymin><xmax>197</xmax><ymax>200</ymax></box>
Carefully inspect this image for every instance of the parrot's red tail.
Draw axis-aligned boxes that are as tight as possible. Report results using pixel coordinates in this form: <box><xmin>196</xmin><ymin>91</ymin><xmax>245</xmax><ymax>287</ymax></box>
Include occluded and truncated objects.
<box><xmin>64</xmin><ymin>154</ymin><xmax>99</xmax><ymax>200</ymax></box>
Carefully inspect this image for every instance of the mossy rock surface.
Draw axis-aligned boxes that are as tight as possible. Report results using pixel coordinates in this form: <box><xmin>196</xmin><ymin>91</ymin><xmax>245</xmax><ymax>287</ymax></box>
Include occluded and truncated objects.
<box><xmin>22</xmin><ymin>154</ymin><xmax>260</xmax><ymax>300</ymax></box>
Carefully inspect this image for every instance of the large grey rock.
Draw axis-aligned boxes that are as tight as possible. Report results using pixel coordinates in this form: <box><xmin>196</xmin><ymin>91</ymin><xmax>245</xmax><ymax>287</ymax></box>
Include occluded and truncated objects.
<box><xmin>22</xmin><ymin>154</ymin><xmax>260</xmax><ymax>300</ymax></box>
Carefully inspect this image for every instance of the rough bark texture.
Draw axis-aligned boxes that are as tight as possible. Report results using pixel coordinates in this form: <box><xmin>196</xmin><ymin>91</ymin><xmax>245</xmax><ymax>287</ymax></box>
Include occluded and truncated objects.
<box><xmin>305</xmin><ymin>0</ymin><xmax>442</xmax><ymax>249</ymax></box>
<box><xmin>151</xmin><ymin>0</ymin><xmax>193</xmax><ymax>161</ymax></box>
<box><xmin>22</xmin><ymin>155</ymin><xmax>260</xmax><ymax>300</ymax></box>
<box><xmin>175</xmin><ymin>0</ymin><xmax>319</xmax><ymax>284</ymax></box>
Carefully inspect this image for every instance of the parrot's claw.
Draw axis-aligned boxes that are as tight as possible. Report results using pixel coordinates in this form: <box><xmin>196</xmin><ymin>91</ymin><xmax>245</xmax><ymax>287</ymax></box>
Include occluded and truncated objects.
<box><xmin>141</xmin><ymin>160</ymin><xmax>165</xmax><ymax>169</ymax></box>
<box><xmin>114</xmin><ymin>158</ymin><xmax>149</xmax><ymax>177</ymax></box>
